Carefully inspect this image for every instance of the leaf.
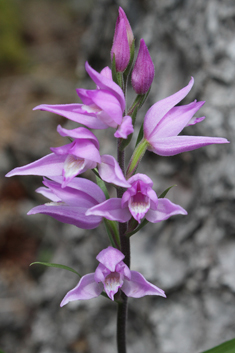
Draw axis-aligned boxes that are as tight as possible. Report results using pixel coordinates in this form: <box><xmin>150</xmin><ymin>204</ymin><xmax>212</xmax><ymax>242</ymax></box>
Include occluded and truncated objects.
<box><xmin>0</xmin><ymin>350</ymin><xmax>6</xmax><ymax>353</ymax></box>
<box><xmin>201</xmin><ymin>338</ymin><xmax>235</xmax><ymax>353</ymax></box>
<box><xmin>159</xmin><ymin>185</ymin><xmax>176</xmax><ymax>198</ymax></box>
<box><xmin>30</xmin><ymin>262</ymin><xmax>81</xmax><ymax>277</ymax></box>
<box><xmin>93</xmin><ymin>169</ymin><xmax>110</xmax><ymax>199</ymax></box>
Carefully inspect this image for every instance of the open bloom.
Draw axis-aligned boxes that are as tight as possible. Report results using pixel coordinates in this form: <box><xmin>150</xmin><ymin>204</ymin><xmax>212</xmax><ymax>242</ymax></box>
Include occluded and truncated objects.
<box><xmin>6</xmin><ymin>125</ymin><xmax>130</xmax><ymax>188</ymax></box>
<box><xmin>61</xmin><ymin>246</ymin><xmax>165</xmax><ymax>305</ymax></box>
<box><xmin>27</xmin><ymin>176</ymin><xmax>106</xmax><ymax>229</ymax></box>
<box><xmin>143</xmin><ymin>77</ymin><xmax>229</xmax><ymax>156</ymax></box>
<box><xmin>33</xmin><ymin>62</ymin><xmax>133</xmax><ymax>139</ymax></box>
<box><xmin>86</xmin><ymin>173</ymin><xmax>187</xmax><ymax>223</ymax></box>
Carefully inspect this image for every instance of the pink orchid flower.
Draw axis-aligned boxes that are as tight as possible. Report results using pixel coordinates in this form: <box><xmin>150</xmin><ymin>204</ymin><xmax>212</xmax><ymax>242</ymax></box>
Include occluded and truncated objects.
<box><xmin>144</xmin><ymin>77</ymin><xmax>229</xmax><ymax>156</ymax></box>
<box><xmin>33</xmin><ymin>62</ymin><xmax>133</xmax><ymax>139</ymax></box>
<box><xmin>61</xmin><ymin>246</ymin><xmax>165</xmax><ymax>305</ymax></box>
<box><xmin>6</xmin><ymin>125</ymin><xmax>130</xmax><ymax>188</ymax></box>
<box><xmin>86</xmin><ymin>173</ymin><xmax>187</xmax><ymax>223</ymax></box>
<box><xmin>28</xmin><ymin>176</ymin><xmax>106</xmax><ymax>229</ymax></box>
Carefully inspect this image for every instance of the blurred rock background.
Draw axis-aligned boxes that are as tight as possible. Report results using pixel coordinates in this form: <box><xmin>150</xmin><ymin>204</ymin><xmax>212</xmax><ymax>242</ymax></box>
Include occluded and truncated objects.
<box><xmin>0</xmin><ymin>0</ymin><xmax>235</xmax><ymax>352</ymax></box>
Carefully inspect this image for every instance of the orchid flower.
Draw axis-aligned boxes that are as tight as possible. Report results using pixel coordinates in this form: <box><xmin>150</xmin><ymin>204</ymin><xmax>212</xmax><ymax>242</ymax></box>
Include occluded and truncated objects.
<box><xmin>60</xmin><ymin>246</ymin><xmax>165</xmax><ymax>305</ymax></box>
<box><xmin>143</xmin><ymin>77</ymin><xmax>229</xmax><ymax>156</ymax></box>
<box><xmin>6</xmin><ymin>125</ymin><xmax>131</xmax><ymax>188</ymax></box>
<box><xmin>86</xmin><ymin>173</ymin><xmax>187</xmax><ymax>224</ymax></box>
<box><xmin>27</xmin><ymin>176</ymin><xmax>105</xmax><ymax>229</ymax></box>
<box><xmin>33</xmin><ymin>62</ymin><xmax>133</xmax><ymax>139</ymax></box>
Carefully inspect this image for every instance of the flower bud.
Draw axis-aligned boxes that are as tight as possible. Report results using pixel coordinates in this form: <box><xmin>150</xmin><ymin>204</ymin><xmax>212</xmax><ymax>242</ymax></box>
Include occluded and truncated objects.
<box><xmin>117</xmin><ymin>7</ymin><xmax>134</xmax><ymax>48</ymax></box>
<box><xmin>111</xmin><ymin>7</ymin><xmax>134</xmax><ymax>72</ymax></box>
<box><xmin>131</xmin><ymin>39</ymin><xmax>155</xmax><ymax>95</ymax></box>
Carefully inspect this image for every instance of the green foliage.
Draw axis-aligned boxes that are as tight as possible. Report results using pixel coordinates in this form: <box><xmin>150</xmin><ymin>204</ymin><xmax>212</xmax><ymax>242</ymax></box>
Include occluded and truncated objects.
<box><xmin>0</xmin><ymin>0</ymin><xmax>27</xmax><ymax>72</ymax></box>
<box><xmin>201</xmin><ymin>338</ymin><xmax>235</xmax><ymax>353</ymax></box>
<box><xmin>30</xmin><ymin>262</ymin><xmax>81</xmax><ymax>277</ymax></box>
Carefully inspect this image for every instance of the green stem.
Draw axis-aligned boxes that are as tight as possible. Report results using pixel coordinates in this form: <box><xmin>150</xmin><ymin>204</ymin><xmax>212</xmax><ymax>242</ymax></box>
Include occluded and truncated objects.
<box><xmin>116</xmin><ymin>138</ymin><xmax>130</xmax><ymax>353</ymax></box>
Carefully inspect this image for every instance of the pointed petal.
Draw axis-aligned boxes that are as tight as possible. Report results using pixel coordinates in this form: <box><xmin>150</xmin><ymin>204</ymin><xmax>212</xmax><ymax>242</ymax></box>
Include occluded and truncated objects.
<box><xmin>85</xmin><ymin>62</ymin><xmax>125</xmax><ymax>111</ymax></box>
<box><xmin>146</xmin><ymin>198</ymin><xmax>187</xmax><ymax>223</ymax></box>
<box><xmin>33</xmin><ymin>104</ymin><xmax>108</xmax><ymax>129</ymax></box>
<box><xmin>49</xmin><ymin>176</ymin><xmax>106</xmax><ymax>204</ymax></box>
<box><xmin>60</xmin><ymin>273</ymin><xmax>103</xmax><ymax>306</ymax></box>
<box><xmin>88</xmin><ymin>90</ymin><xmax>123</xmax><ymax>125</ymax></box>
<box><xmin>114</xmin><ymin>115</ymin><xmax>134</xmax><ymax>139</ymax></box>
<box><xmin>144</xmin><ymin>77</ymin><xmax>194</xmax><ymax>140</ymax></box>
<box><xmin>122</xmin><ymin>271</ymin><xmax>166</xmax><ymax>298</ymax></box>
<box><xmin>100</xmin><ymin>66</ymin><xmax>112</xmax><ymax>80</ymax></box>
<box><xmin>96</xmin><ymin>246</ymin><xmax>125</xmax><ymax>271</ymax></box>
<box><xmin>86</xmin><ymin>198</ymin><xmax>131</xmax><ymax>223</ymax></box>
<box><xmin>150</xmin><ymin>101</ymin><xmax>205</xmax><ymax>138</ymax></box>
<box><xmin>67</xmin><ymin>140</ymin><xmax>101</xmax><ymax>163</ymax></box>
<box><xmin>148</xmin><ymin>135</ymin><xmax>230</xmax><ymax>156</ymax></box>
<box><xmin>186</xmin><ymin>116</ymin><xmax>205</xmax><ymax>126</ymax></box>
<box><xmin>5</xmin><ymin>153</ymin><xmax>65</xmax><ymax>178</ymax></box>
<box><xmin>57</xmin><ymin>125</ymin><xmax>100</xmax><ymax>149</ymax></box>
<box><xmin>42</xmin><ymin>178</ymin><xmax>101</xmax><ymax>207</ymax></box>
<box><xmin>99</xmin><ymin>155</ymin><xmax>131</xmax><ymax>188</ymax></box>
<box><xmin>36</xmin><ymin>186</ymin><xmax>61</xmax><ymax>202</ymax></box>
<box><xmin>28</xmin><ymin>204</ymin><xmax>102</xmax><ymax>229</ymax></box>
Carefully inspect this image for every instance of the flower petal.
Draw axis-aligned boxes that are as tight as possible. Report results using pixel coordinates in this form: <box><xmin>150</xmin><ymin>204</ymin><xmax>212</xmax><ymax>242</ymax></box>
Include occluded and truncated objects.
<box><xmin>96</xmin><ymin>246</ymin><xmax>125</xmax><ymax>272</ymax></box>
<box><xmin>60</xmin><ymin>273</ymin><xmax>103</xmax><ymax>306</ymax></box>
<box><xmin>88</xmin><ymin>90</ymin><xmax>123</xmax><ymax>125</ymax></box>
<box><xmin>86</xmin><ymin>198</ymin><xmax>131</xmax><ymax>223</ymax></box>
<box><xmin>122</xmin><ymin>271</ymin><xmax>166</xmax><ymax>298</ymax></box>
<box><xmin>42</xmin><ymin>178</ymin><xmax>102</xmax><ymax>207</ymax></box>
<box><xmin>114</xmin><ymin>115</ymin><xmax>134</xmax><ymax>139</ymax></box>
<box><xmin>36</xmin><ymin>186</ymin><xmax>61</xmax><ymax>202</ymax></box>
<box><xmin>50</xmin><ymin>176</ymin><xmax>106</xmax><ymax>204</ymax></box>
<box><xmin>144</xmin><ymin>77</ymin><xmax>194</xmax><ymax>140</ymax></box>
<box><xmin>5</xmin><ymin>153</ymin><xmax>65</xmax><ymax>178</ymax></box>
<box><xmin>186</xmin><ymin>116</ymin><xmax>205</xmax><ymax>126</ymax></box>
<box><xmin>33</xmin><ymin>104</ymin><xmax>108</xmax><ymax>129</ymax></box>
<box><xmin>149</xmin><ymin>100</ymin><xmax>205</xmax><ymax>138</ymax></box>
<box><xmin>61</xmin><ymin>157</ymin><xmax>96</xmax><ymax>188</ymax></box>
<box><xmin>28</xmin><ymin>204</ymin><xmax>102</xmax><ymax>229</ymax></box>
<box><xmin>146</xmin><ymin>198</ymin><xmax>187</xmax><ymax>223</ymax></box>
<box><xmin>147</xmin><ymin>135</ymin><xmax>230</xmax><ymax>156</ymax></box>
<box><xmin>57</xmin><ymin>125</ymin><xmax>100</xmax><ymax>149</ymax></box>
<box><xmin>85</xmin><ymin>62</ymin><xmax>125</xmax><ymax>111</ymax></box>
<box><xmin>99</xmin><ymin>155</ymin><xmax>131</xmax><ymax>188</ymax></box>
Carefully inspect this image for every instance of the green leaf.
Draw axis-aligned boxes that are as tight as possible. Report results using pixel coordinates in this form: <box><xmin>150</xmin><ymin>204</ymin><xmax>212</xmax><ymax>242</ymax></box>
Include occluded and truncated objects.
<box><xmin>104</xmin><ymin>219</ymin><xmax>120</xmax><ymax>248</ymax></box>
<box><xmin>159</xmin><ymin>185</ymin><xmax>177</xmax><ymax>198</ymax></box>
<box><xmin>0</xmin><ymin>350</ymin><xmax>6</xmax><ymax>353</ymax></box>
<box><xmin>201</xmin><ymin>338</ymin><xmax>235</xmax><ymax>353</ymax></box>
<box><xmin>93</xmin><ymin>169</ymin><xmax>110</xmax><ymax>199</ymax></box>
<box><xmin>30</xmin><ymin>262</ymin><xmax>81</xmax><ymax>277</ymax></box>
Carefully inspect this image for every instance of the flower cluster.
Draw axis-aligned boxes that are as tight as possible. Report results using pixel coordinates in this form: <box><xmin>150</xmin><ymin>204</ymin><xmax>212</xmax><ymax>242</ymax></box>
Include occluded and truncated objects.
<box><xmin>6</xmin><ymin>7</ymin><xmax>229</xmax><ymax>305</ymax></box>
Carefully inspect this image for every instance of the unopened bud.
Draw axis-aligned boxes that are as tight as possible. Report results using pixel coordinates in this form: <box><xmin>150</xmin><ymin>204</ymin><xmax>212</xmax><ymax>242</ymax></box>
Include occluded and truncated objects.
<box><xmin>111</xmin><ymin>7</ymin><xmax>134</xmax><ymax>72</ymax></box>
<box><xmin>131</xmin><ymin>39</ymin><xmax>155</xmax><ymax>95</ymax></box>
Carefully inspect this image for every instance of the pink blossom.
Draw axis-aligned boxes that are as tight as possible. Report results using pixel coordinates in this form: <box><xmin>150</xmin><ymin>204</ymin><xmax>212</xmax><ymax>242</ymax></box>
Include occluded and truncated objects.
<box><xmin>60</xmin><ymin>246</ymin><xmax>165</xmax><ymax>305</ymax></box>
<box><xmin>144</xmin><ymin>78</ymin><xmax>229</xmax><ymax>156</ymax></box>
<box><xmin>6</xmin><ymin>125</ymin><xmax>130</xmax><ymax>188</ymax></box>
<box><xmin>86</xmin><ymin>173</ymin><xmax>187</xmax><ymax>224</ymax></box>
<box><xmin>28</xmin><ymin>176</ymin><xmax>106</xmax><ymax>229</ymax></box>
